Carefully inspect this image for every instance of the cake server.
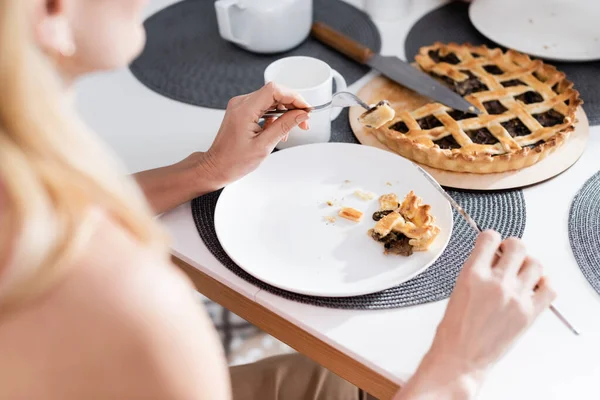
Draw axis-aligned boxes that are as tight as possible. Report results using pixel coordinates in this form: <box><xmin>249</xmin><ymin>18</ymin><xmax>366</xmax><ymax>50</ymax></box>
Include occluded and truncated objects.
<box><xmin>310</xmin><ymin>22</ymin><xmax>480</xmax><ymax>115</ymax></box>
<box><xmin>414</xmin><ymin>164</ymin><xmax>580</xmax><ymax>336</ymax></box>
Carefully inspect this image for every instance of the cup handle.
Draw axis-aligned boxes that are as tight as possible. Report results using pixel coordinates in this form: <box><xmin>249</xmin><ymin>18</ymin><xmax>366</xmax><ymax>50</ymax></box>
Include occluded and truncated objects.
<box><xmin>330</xmin><ymin>69</ymin><xmax>347</xmax><ymax>121</ymax></box>
<box><xmin>215</xmin><ymin>0</ymin><xmax>246</xmax><ymax>45</ymax></box>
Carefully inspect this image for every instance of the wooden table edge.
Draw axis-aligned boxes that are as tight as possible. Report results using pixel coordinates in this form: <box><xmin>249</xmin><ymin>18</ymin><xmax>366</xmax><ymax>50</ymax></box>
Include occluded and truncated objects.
<box><xmin>172</xmin><ymin>255</ymin><xmax>402</xmax><ymax>400</ymax></box>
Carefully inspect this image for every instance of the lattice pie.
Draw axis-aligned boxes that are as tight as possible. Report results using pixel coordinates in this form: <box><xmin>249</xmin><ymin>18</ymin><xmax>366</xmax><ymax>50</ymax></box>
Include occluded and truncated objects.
<box><xmin>365</xmin><ymin>43</ymin><xmax>582</xmax><ymax>173</ymax></box>
<box><xmin>369</xmin><ymin>191</ymin><xmax>440</xmax><ymax>256</ymax></box>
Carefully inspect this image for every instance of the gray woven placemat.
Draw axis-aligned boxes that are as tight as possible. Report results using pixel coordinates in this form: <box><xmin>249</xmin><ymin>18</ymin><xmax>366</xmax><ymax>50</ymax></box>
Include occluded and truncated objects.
<box><xmin>569</xmin><ymin>171</ymin><xmax>600</xmax><ymax>295</ymax></box>
<box><xmin>404</xmin><ymin>2</ymin><xmax>600</xmax><ymax>126</ymax></box>
<box><xmin>129</xmin><ymin>0</ymin><xmax>380</xmax><ymax>110</ymax></box>
<box><xmin>192</xmin><ymin>189</ymin><xmax>525</xmax><ymax>309</ymax></box>
<box><xmin>190</xmin><ymin>112</ymin><xmax>526</xmax><ymax>308</ymax></box>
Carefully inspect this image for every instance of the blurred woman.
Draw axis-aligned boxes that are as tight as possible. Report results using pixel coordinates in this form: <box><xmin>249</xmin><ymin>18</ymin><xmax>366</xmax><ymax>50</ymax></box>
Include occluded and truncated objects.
<box><xmin>0</xmin><ymin>1</ymin><xmax>555</xmax><ymax>399</ymax></box>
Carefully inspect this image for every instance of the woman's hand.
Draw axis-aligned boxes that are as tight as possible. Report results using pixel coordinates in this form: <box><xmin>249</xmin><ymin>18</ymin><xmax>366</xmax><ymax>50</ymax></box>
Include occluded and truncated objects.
<box><xmin>198</xmin><ymin>82</ymin><xmax>310</xmax><ymax>191</ymax></box>
<box><xmin>395</xmin><ymin>231</ymin><xmax>556</xmax><ymax>399</ymax></box>
<box><xmin>433</xmin><ymin>231</ymin><xmax>556</xmax><ymax>372</ymax></box>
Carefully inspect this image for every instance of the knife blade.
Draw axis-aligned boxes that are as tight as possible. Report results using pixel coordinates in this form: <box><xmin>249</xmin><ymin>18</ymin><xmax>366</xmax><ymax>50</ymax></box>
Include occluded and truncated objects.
<box><xmin>311</xmin><ymin>22</ymin><xmax>480</xmax><ymax>115</ymax></box>
<box><xmin>413</xmin><ymin>163</ymin><xmax>580</xmax><ymax>336</ymax></box>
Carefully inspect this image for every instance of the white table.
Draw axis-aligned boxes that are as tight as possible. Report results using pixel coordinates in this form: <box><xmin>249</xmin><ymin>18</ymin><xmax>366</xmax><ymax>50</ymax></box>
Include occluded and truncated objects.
<box><xmin>76</xmin><ymin>1</ymin><xmax>600</xmax><ymax>398</ymax></box>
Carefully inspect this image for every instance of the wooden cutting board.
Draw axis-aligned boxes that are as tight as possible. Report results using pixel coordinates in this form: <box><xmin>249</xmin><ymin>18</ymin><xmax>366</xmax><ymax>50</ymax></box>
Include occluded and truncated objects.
<box><xmin>349</xmin><ymin>75</ymin><xmax>590</xmax><ymax>191</ymax></box>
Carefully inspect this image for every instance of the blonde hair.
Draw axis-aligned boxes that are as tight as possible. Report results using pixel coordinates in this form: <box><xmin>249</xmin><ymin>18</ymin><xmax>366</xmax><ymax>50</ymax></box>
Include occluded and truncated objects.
<box><xmin>0</xmin><ymin>1</ymin><xmax>168</xmax><ymax>310</ymax></box>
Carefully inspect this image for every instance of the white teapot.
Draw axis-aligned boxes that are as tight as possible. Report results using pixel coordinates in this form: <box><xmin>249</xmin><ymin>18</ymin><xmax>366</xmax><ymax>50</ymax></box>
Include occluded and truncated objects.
<box><xmin>215</xmin><ymin>0</ymin><xmax>313</xmax><ymax>54</ymax></box>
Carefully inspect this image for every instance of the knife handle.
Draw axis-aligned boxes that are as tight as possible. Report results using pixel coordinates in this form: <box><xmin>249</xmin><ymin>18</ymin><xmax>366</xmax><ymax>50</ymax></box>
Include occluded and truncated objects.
<box><xmin>311</xmin><ymin>22</ymin><xmax>374</xmax><ymax>64</ymax></box>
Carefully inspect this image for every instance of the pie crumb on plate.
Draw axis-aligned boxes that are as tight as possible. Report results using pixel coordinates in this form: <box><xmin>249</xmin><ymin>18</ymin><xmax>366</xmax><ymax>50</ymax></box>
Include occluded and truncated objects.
<box><xmin>354</xmin><ymin>190</ymin><xmax>376</xmax><ymax>201</ymax></box>
<box><xmin>338</xmin><ymin>207</ymin><xmax>363</xmax><ymax>222</ymax></box>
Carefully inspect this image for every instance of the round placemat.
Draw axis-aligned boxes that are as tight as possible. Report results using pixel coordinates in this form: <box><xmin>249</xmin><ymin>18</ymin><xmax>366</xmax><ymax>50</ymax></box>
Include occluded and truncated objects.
<box><xmin>191</xmin><ymin>151</ymin><xmax>526</xmax><ymax>308</ymax></box>
<box><xmin>404</xmin><ymin>2</ymin><xmax>600</xmax><ymax>126</ymax></box>
<box><xmin>129</xmin><ymin>0</ymin><xmax>380</xmax><ymax>109</ymax></box>
<box><xmin>569</xmin><ymin>171</ymin><xmax>600</xmax><ymax>295</ymax></box>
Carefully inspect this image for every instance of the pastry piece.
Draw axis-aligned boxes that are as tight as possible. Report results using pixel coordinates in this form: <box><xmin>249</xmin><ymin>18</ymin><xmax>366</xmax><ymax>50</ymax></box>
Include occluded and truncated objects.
<box><xmin>369</xmin><ymin>191</ymin><xmax>440</xmax><ymax>255</ymax></box>
<box><xmin>338</xmin><ymin>207</ymin><xmax>363</xmax><ymax>222</ymax></box>
<box><xmin>354</xmin><ymin>190</ymin><xmax>376</xmax><ymax>201</ymax></box>
<box><xmin>379</xmin><ymin>193</ymin><xmax>400</xmax><ymax>210</ymax></box>
<box><xmin>372</xmin><ymin>211</ymin><xmax>405</xmax><ymax>237</ymax></box>
<box><xmin>365</xmin><ymin>43</ymin><xmax>582</xmax><ymax>173</ymax></box>
<box><xmin>358</xmin><ymin>100</ymin><xmax>396</xmax><ymax>129</ymax></box>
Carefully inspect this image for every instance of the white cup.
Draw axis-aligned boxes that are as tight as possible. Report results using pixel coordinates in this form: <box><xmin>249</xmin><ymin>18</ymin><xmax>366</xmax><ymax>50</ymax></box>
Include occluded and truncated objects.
<box><xmin>264</xmin><ymin>56</ymin><xmax>347</xmax><ymax>149</ymax></box>
<box><xmin>215</xmin><ymin>0</ymin><xmax>312</xmax><ymax>54</ymax></box>
<box><xmin>364</xmin><ymin>0</ymin><xmax>411</xmax><ymax>21</ymax></box>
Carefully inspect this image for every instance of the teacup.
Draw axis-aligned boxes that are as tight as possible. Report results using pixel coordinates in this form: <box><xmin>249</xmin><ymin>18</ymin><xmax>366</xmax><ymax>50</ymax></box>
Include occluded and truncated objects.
<box><xmin>264</xmin><ymin>56</ymin><xmax>348</xmax><ymax>149</ymax></box>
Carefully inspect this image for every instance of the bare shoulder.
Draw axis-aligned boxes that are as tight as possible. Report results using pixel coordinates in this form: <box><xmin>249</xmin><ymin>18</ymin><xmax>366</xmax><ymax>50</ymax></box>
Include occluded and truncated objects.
<box><xmin>0</xmin><ymin>213</ymin><xmax>231</xmax><ymax>400</ymax></box>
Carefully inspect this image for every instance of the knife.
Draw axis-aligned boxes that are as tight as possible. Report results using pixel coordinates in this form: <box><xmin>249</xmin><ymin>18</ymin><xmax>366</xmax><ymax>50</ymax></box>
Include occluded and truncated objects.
<box><xmin>413</xmin><ymin>163</ymin><xmax>580</xmax><ymax>336</ymax></box>
<box><xmin>311</xmin><ymin>22</ymin><xmax>480</xmax><ymax>115</ymax></box>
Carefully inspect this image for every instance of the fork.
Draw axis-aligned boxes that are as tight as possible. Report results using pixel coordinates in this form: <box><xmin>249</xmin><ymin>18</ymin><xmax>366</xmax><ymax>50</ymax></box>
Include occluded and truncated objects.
<box><xmin>262</xmin><ymin>91</ymin><xmax>370</xmax><ymax>118</ymax></box>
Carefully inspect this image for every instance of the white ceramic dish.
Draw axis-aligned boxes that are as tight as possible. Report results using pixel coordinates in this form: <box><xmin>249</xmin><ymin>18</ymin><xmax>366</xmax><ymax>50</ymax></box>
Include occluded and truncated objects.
<box><xmin>469</xmin><ymin>0</ymin><xmax>600</xmax><ymax>62</ymax></box>
<box><xmin>214</xmin><ymin>143</ymin><xmax>453</xmax><ymax>297</ymax></box>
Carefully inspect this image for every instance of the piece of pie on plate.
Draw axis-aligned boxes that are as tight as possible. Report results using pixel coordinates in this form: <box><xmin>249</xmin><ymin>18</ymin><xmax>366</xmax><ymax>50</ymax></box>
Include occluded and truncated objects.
<box><xmin>368</xmin><ymin>191</ymin><xmax>440</xmax><ymax>256</ymax></box>
<box><xmin>362</xmin><ymin>43</ymin><xmax>582</xmax><ymax>173</ymax></box>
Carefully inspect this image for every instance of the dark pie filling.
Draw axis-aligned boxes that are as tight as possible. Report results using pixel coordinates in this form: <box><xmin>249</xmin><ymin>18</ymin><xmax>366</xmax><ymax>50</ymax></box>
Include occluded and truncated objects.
<box><xmin>447</xmin><ymin>110</ymin><xmax>478</xmax><ymax>120</ymax></box>
<box><xmin>432</xmin><ymin>73</ymin><xmax>457</xmax><ymax>88</ymax></box>
<box><xmin>361</xmin><ymin>100</ymin><xmax>389</xmax><ymax>117</ymax></box>
<box><xmin>428</xmin><ymin>49</ymin><xmax>460</xmax><ymax>65</ymax></box>
<box><xmin>431</xmin><ymin>71</ymin><xmax>489</xmax><ymax>96</ymax></box>
<box><xmin>483</xmin><ymin>100</ymin><xmax>508</xmax><ymax>115</ymax></box>
<box><xmin>483</xmin><ymin>65</ymin><xmax>504</xmax><ymax>75</ymax></box>
<box><xmin>533</xmin><ymin>110</ymin><xmax>565</xmax><ymax>127</ymax></box>
<box><xmin>501</xmin><ymin>79</ymin><xmax>526</xmax><ymax>87</ymax></box>
<box><xmin>552</xmin><ymin>83</ymin><xmax>560</xmax><ymax>94</ymax></box>
<box><xmin>465</xmin><ymin>128</ymin><xmax>499</xmax><ymax>145</ymax></box>
<box><xmin>501</xmin><ymin>118</ymin><xmax>531</xmax><ymax>137</ymax></box>
<box><xmin>370</xmin><ymin>230</ymin><xmax>413</xmax><ymax>256</ymax></box>
<box><xmin>389</xmin><ymin>121</ymin><xmax>409</xmax><ymax>133</ymax></box>
<box><xmin>514</xmin><ymin>91</ymin><xmax>544</xmax><ymax>104</ymax></box>
<box><xmin>372</xmin><ymin>209</ymin><xmax>394</xmax><ymax>221</ymax></box>
<box><xmin>434</xmin><ymin>135</ymin><xmax>461</xmax><ymax>150</ymax></box>
<box><xmin>471</xmin><ymin>53</ymin><xmax>482</xmax><ymax>58</ymax></box>
<box><xmin>455</xmin><ymin>70</ymin><xmax>489</xmax><ymax>96</ymax></box>
<box><xmin>417</xmin><ymin>115</ymin><xmax>443</xmax><ymax>130</ymax></box>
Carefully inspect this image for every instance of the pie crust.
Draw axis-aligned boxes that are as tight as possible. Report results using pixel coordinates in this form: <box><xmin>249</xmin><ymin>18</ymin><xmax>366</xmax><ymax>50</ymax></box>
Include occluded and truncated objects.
<box><xmin>364</xmin><ymin>43</ymin><xmax>582</xmax><ymax>173</ymax></box>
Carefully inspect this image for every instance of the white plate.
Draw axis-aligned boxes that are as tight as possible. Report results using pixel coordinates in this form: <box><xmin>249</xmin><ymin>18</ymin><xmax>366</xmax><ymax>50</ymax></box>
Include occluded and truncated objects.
<box><xmin>469</xmin><ymin>0</ymin><xmax>600</xmax><ymax>62</ymax></box>
<box><xmin>214</xmin><ymin>143</ymin><xmax>453</xmax><ymax>297</ymax></box>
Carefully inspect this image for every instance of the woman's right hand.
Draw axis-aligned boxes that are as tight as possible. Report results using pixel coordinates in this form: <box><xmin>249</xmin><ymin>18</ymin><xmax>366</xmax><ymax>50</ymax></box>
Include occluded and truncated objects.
<box><xmin>396</xmin><ymin>231</ymin><xmax>556</xmax><ymax>399</ymax></box>
<box><xmin>197</xmin><ymin>82</ymin><xmax>310</xmax><ymax>192</ymax></box>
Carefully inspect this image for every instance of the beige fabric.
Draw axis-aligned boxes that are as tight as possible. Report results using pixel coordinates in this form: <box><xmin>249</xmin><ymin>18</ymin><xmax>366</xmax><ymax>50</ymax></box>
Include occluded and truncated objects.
<box><xmin>230</xmin><ymin>353</ymin><xmax>376</xmax><ymax>400</ymax></box>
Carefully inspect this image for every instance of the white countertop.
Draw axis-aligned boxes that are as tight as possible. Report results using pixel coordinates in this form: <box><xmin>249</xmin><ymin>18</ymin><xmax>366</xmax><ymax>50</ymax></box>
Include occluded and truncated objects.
<box><xmin>76</xmin><ymin>1</ymin><xmax>600</xmax><ymax>398</ymax></box>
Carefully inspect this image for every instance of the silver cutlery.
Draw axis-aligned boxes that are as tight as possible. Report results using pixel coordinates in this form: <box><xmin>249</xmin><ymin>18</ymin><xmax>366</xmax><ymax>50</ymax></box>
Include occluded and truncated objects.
<box><xmin>415</xmin><ymin>164</ymin><xmax>580</xmax><ymax>336</ymax></box>
<box><xmin>262</xmin><ymin>91</ymin><xmax>370</xmax><ymax>118</ymax></box>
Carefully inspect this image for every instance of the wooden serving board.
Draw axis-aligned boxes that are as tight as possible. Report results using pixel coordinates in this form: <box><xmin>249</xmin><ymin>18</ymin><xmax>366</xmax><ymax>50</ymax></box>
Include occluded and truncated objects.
<box><xmin>349</xmin><ymin>75</ymin><xmax>590</xmax><ymax>191</ymax></box>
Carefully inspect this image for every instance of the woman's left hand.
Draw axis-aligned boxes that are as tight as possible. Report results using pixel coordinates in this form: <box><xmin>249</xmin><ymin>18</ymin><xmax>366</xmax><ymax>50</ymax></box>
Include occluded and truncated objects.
<box><xmin>198</xmin><ymin>82</ymin><xmax>310</xmax><ymax>190</ymax></box>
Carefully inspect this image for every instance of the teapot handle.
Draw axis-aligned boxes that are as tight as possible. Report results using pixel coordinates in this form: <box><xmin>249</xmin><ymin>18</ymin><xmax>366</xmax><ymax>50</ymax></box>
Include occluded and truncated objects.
<box><xmin>215</xmin><ymin>0</ymin><xmax>246</xmax><ymax>45</ymax></box>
